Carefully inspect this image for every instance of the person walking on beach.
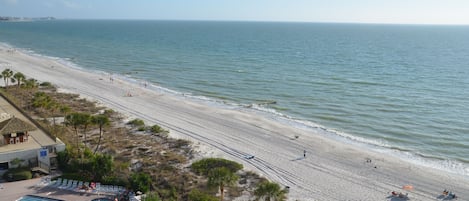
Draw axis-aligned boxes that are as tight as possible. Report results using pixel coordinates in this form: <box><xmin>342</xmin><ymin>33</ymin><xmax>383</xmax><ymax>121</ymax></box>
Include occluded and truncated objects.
<box><xmin>303</xmin><ymin>150</ymin><xmax>306</xmax><ymax>158</ymax></box>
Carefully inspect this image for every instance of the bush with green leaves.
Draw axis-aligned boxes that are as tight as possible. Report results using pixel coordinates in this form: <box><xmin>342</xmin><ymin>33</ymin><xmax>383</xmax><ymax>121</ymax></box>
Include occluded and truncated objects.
<box><xmin>39</xmin><ymin>81</ymin><xmax>53</xmax><ymax>87</ymax></box>
<box><xmin>130</xmin><ymin>172</ymin><xmax>152</xmax><ymax>193</ymax></box>
<box><xmin>102</xmin><ymin>175</ymin><xmax>129</xmax><ymax>187</ymax></box>
<box><xmin>57</xmin><ymin>147</ymin><xmax>115</xmax><ymax>182</ymax></box>
<box><xmin>191</xmin><ymin>158</ymin><xmax>243</xmax><ymax>176</ymax></box>
<box><xmin>128</xmin><ymin>118</ymin><xmax>145</xmax><ymax>127</ymax></box>
<box><xmin>2</xmin><ymin>167</ymin><xmax>32</xmax><ymax>182</ymax></box>
<box><xmin>142</xmin><ymin>192</ymin><xmax>161</xmax><ymax>201</ymax></box>
<box><xmin>150</xmin><ymin>125</ymin><xmax>167</xmax><ymax>133</ymax></box>
<box><xmin>254</xmin><ymin>181</ymin><xmax>288</xmax><ymax>201</ymax></box>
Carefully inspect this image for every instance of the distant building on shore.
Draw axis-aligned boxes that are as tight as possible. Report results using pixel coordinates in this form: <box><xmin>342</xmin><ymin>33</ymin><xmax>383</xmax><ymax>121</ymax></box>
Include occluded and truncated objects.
<box><xmin>0</xmin><ymin>16</ymin><xmax>55</xmax><ymax>22</ymax></box>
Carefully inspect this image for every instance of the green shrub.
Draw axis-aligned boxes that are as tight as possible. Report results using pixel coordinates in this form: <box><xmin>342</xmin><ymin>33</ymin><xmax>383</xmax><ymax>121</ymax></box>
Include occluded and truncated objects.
<box><xmin>102</xmin><ymin>175</ymin><xmax>129</xmax><ymax>187</ymax></box>
<box><xmin>191</xmin><ymin>158</ymin><xmax>243</xmax><ymax>176</ymax></box>
<box><xmin>138</xmin><ymin>126</ymin><xmax>146</xmax><ymax>131</ymax></box>
<box><xmin>2</xmin><ymin>168</ymin><xmax>32</xmax><ymax>182</ymax></box>
<box><xmin>157</xmin><ymin>187</ymin><xmax>178</xmax><ymax>201</ymax></box>
<box><xmin>40</xmin><ymin>81</ymin><xmax>53</xmax><ymax>87</ymax></box>
<box><xmin>128</xmin><ymin>118</ymin><xmax>145</xmax><ymax>127</ymax></box>
<box><xmin>130</xmin><ymin>172</ymin><xmax>152</xmax><ymax>193</ymax></box>
<box><xmin>61</xmin><ymin>172</ymin><xmax>93</xmax><ymax>181</ymax></box>
<box><xmin>150</xmin><ymin>125</ymin><xmax>167</xmax><ymax>133</ymax></box>
<box><xmin>103</xmin><ymin>109</ymin><xmax>115</xmax><ymax>117</ymax></box>
<box><xmin>143</xmin><ymin>192</ymin><xmax>161</xmax><ymax>201</ymax></box>
<box><xmin>188</xmin><ymin>189</ymin><xmax>218</xmax><ymax>201</ymax></box>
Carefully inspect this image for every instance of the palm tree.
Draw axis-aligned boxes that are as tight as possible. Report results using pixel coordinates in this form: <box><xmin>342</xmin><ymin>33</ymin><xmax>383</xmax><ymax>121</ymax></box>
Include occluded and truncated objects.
<box><xmin>0</xmin><ymin>68</ymin><xmax>14</xmax><ymax>87</ymax></box>
<box><xmin>65</xmin><ymin>112</ymin><xmax>90</xmax><ymax>153</ymax></box>
<box><xmin>91</xmin><ymin>114</ymin><xmax>110</xmax><ymax>154</ymax></box>
<box><xmin>65</xmin><ymin>113</ymin><xmax>83</xmax><ymax>149</ymax></box>
<box><xmin>207</xmin><ymin>167</ymin><xmax>239</xmax><ymax>201</ymax></box>
<box><xmin>32</xmin><ymin>92</ymin><xmax>53</xmax><ymax>114</ymax></box>
<box><xmin>254</xmin><ymin>181</ymin><xmax>287</xmax><ymax>201</ymax></box>
<box><xmin>59</xmin><ymin>105</ymin><xmax>71</xmax><ymax>127</ymax></box>
<box><xmin>13</xmin><ymin>72</ymin><xmax>25</xmax><ymax>88</ymax></box>
<box><xmin>24</xmin><ymin>78</ymin><xmax>39</xmax><ymax>89</ymax></box>
<box><xmin>47</xmin><ymin>102</ymin><xmax>60</xmax><ymax>126</ymax></box>
<box><xmin>81</xmin><ymin>113</ymin><xmax>92</xmax><ymax>143</ymax></box>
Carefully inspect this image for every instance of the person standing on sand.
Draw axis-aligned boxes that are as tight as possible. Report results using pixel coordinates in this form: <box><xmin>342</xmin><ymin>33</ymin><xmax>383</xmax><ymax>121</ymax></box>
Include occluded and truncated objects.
<box><xmin>303</xmin><ymin>150</ymin><xmax>306</xmax><ymax>158</ymax></box>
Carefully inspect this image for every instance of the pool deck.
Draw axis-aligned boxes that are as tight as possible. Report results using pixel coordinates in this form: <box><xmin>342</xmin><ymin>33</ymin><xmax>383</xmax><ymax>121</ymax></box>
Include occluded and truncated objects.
<box><xmin>1</xmin><ymin>178</ymin><xmax>114</xmax><ymax>201</ymax></box>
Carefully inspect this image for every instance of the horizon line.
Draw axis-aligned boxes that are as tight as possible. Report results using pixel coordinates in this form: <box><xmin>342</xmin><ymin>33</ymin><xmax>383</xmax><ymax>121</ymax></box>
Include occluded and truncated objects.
<box><xmin>45</xmin><ymin>18</ymin><xmax>469</xmax><ymax>26</ymax></box>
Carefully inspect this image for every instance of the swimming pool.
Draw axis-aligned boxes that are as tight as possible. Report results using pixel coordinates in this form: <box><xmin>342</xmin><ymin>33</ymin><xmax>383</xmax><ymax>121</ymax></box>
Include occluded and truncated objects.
<box><xmin>17</xmin><ymin>195</ymin><xmax>64</xmax><ymax>201</ymax></box>
<box><xmin>91</xmin><ymin>198</ymin><xmax>113</xmax><ymax>201</ymax></box>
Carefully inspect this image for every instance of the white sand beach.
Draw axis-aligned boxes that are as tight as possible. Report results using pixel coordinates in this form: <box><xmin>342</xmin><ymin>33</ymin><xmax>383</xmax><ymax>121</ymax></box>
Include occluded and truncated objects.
<box><xmin>1</xmin><ymin>44</ymin><xmax>468</xmax><ymax>201</ymax></box>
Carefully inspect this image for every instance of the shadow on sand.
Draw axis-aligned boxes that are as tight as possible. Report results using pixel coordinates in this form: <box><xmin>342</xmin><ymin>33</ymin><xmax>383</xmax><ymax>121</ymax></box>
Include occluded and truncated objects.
<box><xmin>291</xmin><ymin>157</ymin><xmax>306</xmax><ymax>161</ymax></box>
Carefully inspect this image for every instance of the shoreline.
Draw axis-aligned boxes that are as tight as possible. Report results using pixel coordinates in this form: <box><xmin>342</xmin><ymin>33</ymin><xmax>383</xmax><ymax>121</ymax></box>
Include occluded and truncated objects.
<box><xmin>3</xmin><ymin>42</ymin><xmax>468</xmax><ymax>178</ymax></box>
<box><xmin>2</xmin><ymin>42</ymin><xmax>468</xmax><ymax>178</ymax></box>
<box><xmin>1</xmin><ymin>44</ymin><xmax>469</xmax><ymax>200</ymax></box>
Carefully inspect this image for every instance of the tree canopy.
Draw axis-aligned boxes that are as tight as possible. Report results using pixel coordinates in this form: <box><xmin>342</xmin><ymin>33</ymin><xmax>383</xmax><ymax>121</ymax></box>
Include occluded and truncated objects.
<box><xmin>191</xmin><ymin>158</ymin><xmax>243</xmax><ymax>176</ymax></box>
<box><xmin>254</xmin><ymin>181</ymin><xmax>287</xmax><ymax>201</ymax></box>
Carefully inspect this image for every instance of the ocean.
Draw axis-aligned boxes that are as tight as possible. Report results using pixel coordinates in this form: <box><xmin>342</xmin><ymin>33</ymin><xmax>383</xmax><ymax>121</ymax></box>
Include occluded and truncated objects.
<box><xmin>1</xmin><ymin>20</ymin><xmax>468</xmax><ymax>176</ymax></box>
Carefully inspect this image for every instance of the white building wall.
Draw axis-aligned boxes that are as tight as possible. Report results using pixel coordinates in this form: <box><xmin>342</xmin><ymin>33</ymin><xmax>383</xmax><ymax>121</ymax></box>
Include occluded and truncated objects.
<box><xmin>0</xmin><ymin>149</ymin><xmax>38</xmax><ymax>168</ymax></box>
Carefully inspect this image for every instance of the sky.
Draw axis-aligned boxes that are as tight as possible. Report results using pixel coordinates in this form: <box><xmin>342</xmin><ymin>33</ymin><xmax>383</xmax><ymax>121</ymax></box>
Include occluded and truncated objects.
<box><xmin>1</xmin><ymin>0</ymin><xmax>469</xmax><ymax>25</ymax></box>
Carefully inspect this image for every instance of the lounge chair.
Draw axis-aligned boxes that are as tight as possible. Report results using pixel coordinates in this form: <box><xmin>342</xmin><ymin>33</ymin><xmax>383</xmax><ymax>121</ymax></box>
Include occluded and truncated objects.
<box><xmin>58</xmin><ymin>179</ymin><xmax>69</xmax><ymax>189</ymax></box>
<box><xmin>75</xmin><ymin>181</ymin><xmax>84</xmax><ymax>191</ymax></box>
<box><xmin>112</xmin><ymin>185</ymin><xmax>119</xmax><ymax>193</ymax></box>
<box><xmin>118</xmin><ymin>186</ymin><xmax>125</xmax><ymax>193</ymax></box>
<box><xmin>49</xmin><ymin>178</ymin><xmax>63</xmax><ymax>187</ymax></box>
<box><xmin>67</xmin><ymin>180</ymin><xmax>78</xmax><ymax>190</ymax></box>
<box><xmin>103</xmin><ymin>185</ymin><xmax>110</xmax><ymax>193</ymax></box>
<box><xmin>95</xmin><ymin>182</ymin><xmax>101</xmax><ymax>192</ymax></box>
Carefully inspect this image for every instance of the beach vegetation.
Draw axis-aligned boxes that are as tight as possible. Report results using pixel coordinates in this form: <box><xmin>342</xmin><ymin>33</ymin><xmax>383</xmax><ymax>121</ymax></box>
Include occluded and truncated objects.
<box><xmin>91</xmin><ymin>114</ymin><xmax>110</xmax><ymax>154</ymax></box>
<box><xmin>0</xmin><ymin>72</ymin><xmax>287</xmax><ymax>200</ymax></box>
<box><xmin>10</xmin><ymin>158</ymin><xmax>24</xmax><ymax>168</ymax></box>
<box><xmin>208</xmin><ymin>167</ymin><xmax>239</xmax><ymax>201</ymax></box>
<box><xmin>0</xmin><ymin>68</ymin><xmax>14</xmax><ymax>87</ymax></box>
<box><xmin>157</xmin><ymin>187</ymin><xmax>178</xmax><ymax>200</ymax></box>
<box><xmin>24</xmin><ymin>78</ymin><xmax>39</xmax><ymax>89</ymax></box>
<box><xmin>142</xmin><ymin>192</ymin><xmax>162</xmax><ymax>201</ymax></box>
<box><xmin>192</xmin><ymin>158</ymin><xmax>243</xmax><ymax>200</ymax></box>
<box><xmin>13</xmin><ymin>72</ymin><xmax>25</xmax><ymax>87</ymax></box>
<box><xmin>57</xmin><ymin>146</ymin><xmax>115</xmax><ymax>181</ymax></box>
<box><xmin>188</xmin><ymin>189</ymin><xmax>218</xmax><ymax>201</ymax></box>
<box><xmin>2</xmin><ymin>167</ymin><xmax>32</xmax><ymax>182</ymax></box>
<box><xmin>39</xmin><ymin>81</ymin><xmax>53</xmax><ymax>87</ymax></box>
<box><xmin>149</xmin><ymin>124</ymin><xmax>169</xmax><ymax>136</ymax></box>
<box><xmin>130</xmin><ymin>172</ymin><xmax>152</xmax><ymax>193</ymax></box>
<box><xmin>191</xmin><ymin>158</ymin><xmax>243</xmax><ymax>176</ymax></box>
<box><xmin>254</xmin><ymin>181</ymin><xmax>287</xmax><ymax>201</ymax></box>
<box><xmin>32</xmin><ymin>92</ymin><xmax>53</xmax><ymax>112</ymax></box>
<box><xmin>128</xmin><ymin>118</ymin><xmax>145</xmax><ymax>127</ymax></box>
<box><xmin>65</xmin><ymin>112</ymin><xmax>90</xmax><ymax>150</ymax></box>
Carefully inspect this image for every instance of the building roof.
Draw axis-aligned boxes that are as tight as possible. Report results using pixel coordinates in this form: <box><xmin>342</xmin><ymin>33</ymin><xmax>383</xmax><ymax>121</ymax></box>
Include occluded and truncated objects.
<box><xmin>0</xmin><ymin>116</ymin><xmax>37</xmax><ymax>135</ymax></box>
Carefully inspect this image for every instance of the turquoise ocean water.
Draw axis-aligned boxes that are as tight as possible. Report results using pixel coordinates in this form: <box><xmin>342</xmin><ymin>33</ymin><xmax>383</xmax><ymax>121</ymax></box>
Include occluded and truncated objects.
<box><xmin>1</xmin><ymin>20</ymin><xmax>468</xmax><ymax>175</ymax></box>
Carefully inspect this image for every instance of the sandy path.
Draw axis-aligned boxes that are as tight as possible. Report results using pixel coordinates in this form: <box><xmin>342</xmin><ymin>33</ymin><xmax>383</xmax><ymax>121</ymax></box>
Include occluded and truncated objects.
<box><xmin>1</xmin><ymin>45</ymin><xmax>468</xmax><ymax>201</ymax></box>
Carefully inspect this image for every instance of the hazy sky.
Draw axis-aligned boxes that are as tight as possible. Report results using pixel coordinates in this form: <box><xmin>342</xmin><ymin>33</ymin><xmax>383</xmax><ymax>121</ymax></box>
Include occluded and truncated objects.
<box><xmin>1</xmin><ymin>0</ymin><xmax>469</xmax><ymax>24</ymax></box>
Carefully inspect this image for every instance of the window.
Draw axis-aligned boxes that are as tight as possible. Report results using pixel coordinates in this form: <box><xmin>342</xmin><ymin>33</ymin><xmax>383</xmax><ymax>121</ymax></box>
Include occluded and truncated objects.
<box><xmin>0</xmin><ymin>162</ymin><xmax>8</xmax><ymax>170</ymax></box>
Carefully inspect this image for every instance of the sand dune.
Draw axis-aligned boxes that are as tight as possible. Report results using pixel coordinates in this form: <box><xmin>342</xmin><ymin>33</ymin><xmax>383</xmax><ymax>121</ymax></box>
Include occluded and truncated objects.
<box><xmin>1</xmin><ymin>44</ymin><xmax>468</xmax><ymax>200</ymax></box>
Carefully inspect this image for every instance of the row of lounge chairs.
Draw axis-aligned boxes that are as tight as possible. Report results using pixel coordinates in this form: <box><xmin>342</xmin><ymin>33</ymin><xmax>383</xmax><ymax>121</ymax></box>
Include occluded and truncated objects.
<box><xmin>47</xmin><ymin>178</ymin><xmax>126</xmax><ymax>195</ymax></box>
